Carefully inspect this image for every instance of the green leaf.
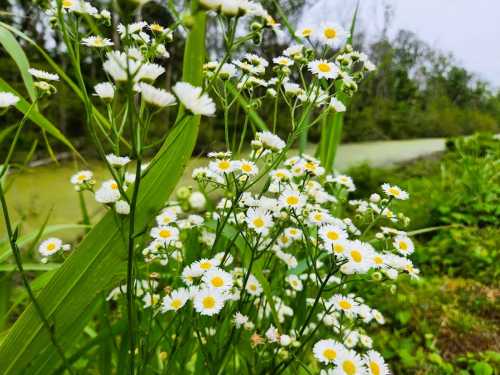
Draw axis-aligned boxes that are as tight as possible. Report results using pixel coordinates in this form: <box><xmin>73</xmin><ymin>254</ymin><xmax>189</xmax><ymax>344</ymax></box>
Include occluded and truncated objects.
<box><xmin>0</xmin><ymin>263</ymin><xmax>60</xmax><ymax>272</ymax></box>
<box><xmin>0</xmin><ymin>10</ymin><xmax>208</xmax><ymax>374</ymax></box>
<box><xmin>473</xmin><ymin>362</ymin><xmax>493</xmax><ymax>375</ymax></box>
<box><xmin>0</xmin><ymin>79</ymin><xmax>80</xmax><ymax>156</ymax></box>
<box><xmin>0</xmin><ymin>25</ymin><xmax>36</xmax><ymax>102</ymax></box>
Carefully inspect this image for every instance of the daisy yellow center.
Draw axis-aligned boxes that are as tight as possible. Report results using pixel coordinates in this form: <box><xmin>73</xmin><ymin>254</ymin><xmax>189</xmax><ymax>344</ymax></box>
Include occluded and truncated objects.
<box><xmin>93</xmin><ymin>37</ymin><xmax>104</xmax><ymax>46</ymax></box>
<box><xmin>279</xmin><ymin>58</ymin><xmax>289</xmax><ymax>65</ymax></box>
<box><xmin>266</xmin><ymin>16</ymin><xmax>277</xmax><ymax>26</ymax></box>
<box><xmin>388</xmin><ymin>187</ymin><xmax>400</xmax><ymax>196</ymax></box>
<box><xmin>78</xmin><ymin>175</ymin><xmax>86</xmax><ymax>181</ymax></box>
<box><xmin>276</xmin><ymin>172</ymin><xmax>285</xmax><ymax>178</ymax></box>
<box><xmin>289</xmin><ymin>229</ymin><xmax>298</xmax><ymax>235</ymax></box>
<box><xmin>111</xmin><ymin>183</ymin><xmax>118</xmax><ymax>190</ymax></box>
<box><xmin>374</xmin><ymin>256</ymin><xmax>384</xmax><ymax>265</ymax></box>
<box><xmin>339</xmin><ymin>300</ymin><xmax>352</xmax><ymax>310</ymax></box>
<box><xmin>305</xmin><ymin>161</ymin><xmax>316</xmax><ymax>170</ymax></box>
<box><xmin>159</xmin><ymin>229</ymin><xmax>171</xmax><ymax>239</ymax></box>
<box><xmin>62</xmin><ymin>0</ymin><xmax>74</xmax><ymax>7</ymax></box>
<box><xmin>249</xmin><ymin>284</ymin><xmax>257</xmax><ymax>292</ymax></box>
<box><xmin>301</xmin><ymin>28</ymin><xmax>313</xmax><ymax>37</ymax></box>
<box><xmin>151</xmin><ymin>23</ymin><xmax>164</xmax><ymax>32</ymax></box>
<box><xmin>211</xmin><ymin>276</ymin><xmax>224</xmax><ymax>288</ymax></box>
<box><xmin>218</xmin><ymin>160</ymin><xmax>231</xmax><ymax>171</ymax></box>
<box><xmin>171</xmin><ymin>299</ymin><xmax>182</xmax><ymax>309</ymax></box>
<box><xmin>280</xmin><ymin>235</ymin><xmax>289</xmax><ymax>243</ymax></box>
<box><xmin>323</xmin><ymin>348</ymin><xmax>336</xmax><ymax>361</ymax></box>
<box><xmin>318</xmin><ymin>63</ymin><xmax>332</xmax><ymax>73</ymax></box>
<box><xmin>324</xmin><ymin>27</ymin><xmax>337</xmax><ymax>39</ymax></box>
<box><xmin>351</xmin><ymin>250</ymin><xmax>363</xmax><ymax>263</ymax></box>
<box><xmin>327</xmin><ymin>231</ymin><xmax>339</xmax><ymax>241</ymax></box>
<box><xmin>202</xmin><ymin>296</ymin><xmax>216</xmax><ymax>309</ymax></box>
<box><xmin>241</xmin><ymin>164</ymin><xmax>253</xmax><ymax>173</ymax></box>
<box><xmin>200</xmin><ymin>261</ymin><xmax>212</xmax><ymax>270</ymax></box>
<box><xmin>291</xmin><ymin>280</ymin><xmax>298</xmax><ymax>286</ymax></box>
<box><xmin>286</xmin><ymin>196</ymin><xmax>300</xmax><ymax>205</ymax></box>
<box><xmin>253</xmin><ymin>218</ymin><xmax>265</xmax><ymax>228</ymax></box>
<box><xmin>163</xmin><ymin>217</ymin><xmax>172</xmax><ymax>224</ymax></box>
<box><xmin>399</xmin><ymin>241</ymin><xmax>408</xmax><ymax>250</ymax></box>
<box><xmin>342</xmin><ymin>360</ymin><xmax>356</xmax><ymax>375</ymax></box>
<box><xmin>314</xmin><ymin>213</ymin><xmax>323</xmax><ymax>222</ymax></box>
<box><xmin>370</xmin><ymin>361</ymin><xmax>380</xmax><ymax>375</ymax></box>
<box><xmin>47</xmin><ymin>243</ymin><xmax>56</xmax><ymax>251</ymax></box>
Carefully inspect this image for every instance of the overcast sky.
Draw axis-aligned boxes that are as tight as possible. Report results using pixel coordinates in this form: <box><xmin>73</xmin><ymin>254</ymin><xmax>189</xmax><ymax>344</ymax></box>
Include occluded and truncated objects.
<box><xmin>299</xmin><ymin>0</ymin><xmax>500</xmax><ymax>87</ymax></box>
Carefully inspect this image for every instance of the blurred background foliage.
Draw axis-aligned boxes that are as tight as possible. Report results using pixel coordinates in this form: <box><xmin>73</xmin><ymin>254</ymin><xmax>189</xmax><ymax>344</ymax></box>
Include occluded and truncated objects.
<box><xmin>1</xmin><ymin>0</ymin><xmax>499</xmax><ymax>159</ymax></box>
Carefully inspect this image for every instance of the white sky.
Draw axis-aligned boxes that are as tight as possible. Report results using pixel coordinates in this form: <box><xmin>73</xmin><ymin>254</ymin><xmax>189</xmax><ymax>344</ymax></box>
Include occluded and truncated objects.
<box><xmin>300</xmin><ymin>0</ymin><xmax>500</xmax><ymax>87</ymax></box>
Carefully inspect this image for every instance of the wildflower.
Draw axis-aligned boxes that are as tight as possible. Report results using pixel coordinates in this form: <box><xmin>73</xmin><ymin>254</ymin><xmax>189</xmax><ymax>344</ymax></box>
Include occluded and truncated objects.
<box><xmin>319</xmin><ymin>224</ymin><xmax>348</xmax><ymax>243</ymax></box>
<box><xmin>62</xmin><ymin>0</ymin><xmax>98</xmax><ymax>15</ymax></box>
<box><xmin>150</xmin><ymin>226</ymin><xmax>179</xmax><ymax>244</ymax></box>
<box><xmin>202</xmin><ymin>268</ymin><xmax>233</xmax><ymax>291</ymax></box>
<box><xmin>28</xmin><ymin>68</ymin><xmax>59</xmax><ymax>81</ymax></box>
<box><xmin>138</xmin><ymin>63</ymin><xmax>165</xmax><ymax>82</ymax></box>
<box><xmin>81</xmin><ymin>36</ymin><xmax>113</xmax><ymax>48</ymax></box>
<box><xmin>238</xmin><ymin>160</ymin><xmax>259</xmax><ymax>175</ymax></box>
<box><xmin>233</xmin><ymin>312</ymin><xmax>249</xmax><ymax>328</ymax></box>
<box><xmin>70</xmin><ymin>170</ymin><xmax>93</xmax><ymax>186</ymax></box>
<box><xmin>364</xmin><ymin>350</ymin><xmax>389</xmax><ymax>375</ymax></box>
<box><xmin>283</xmin><ymin>82</ymin><xmax>303</xmax><ymax>96</ymax></box>
<box><xmin>381</xmin><ymin>183</ymin><xmax>409</xmax><ymax>200</ymax></box>
<box><xmin>344</xmin><ymin>240</ymin><xmax>374</xmax><ymax>273</ymax></box>
<box><xmin>155</xmin><ymin>209</ymin><xmax>177</xmax><ymax>225</ymax></box>
<box><xmin>329</xmin><ymin>97</ymin><xmax>346</xmax><ymax>112</ymax></box>
<box><xmin>271</xmin><ymin>169</ymin><xmax>292</xmax><ymax>181</ymax></box>
<box><xmin>285</xmin><ymin>274</ymin><xmax>303</xmax><ymax>291</ymax></box>
<box><xmin>314</xmin><ymin>22</ymin><xmax>348</xmax><ymax>49</ymax></box>
<box><xmin>313</xmin><ymin>339</ymin><xmax>344</xmax><ymax>364</ymax></box>
<box><xmin>285</xmin><ymin>227</ymin><xmax>302</xmax><ymax>239</ymax></box>
<box><xmin>330</xmin><ymin>294</ymin><xmax>359</xmax><ymax>316</ymax></box>
<box><xmin>393</xmin><ymin>235</ymin><xmax>414</xmax><ymax>256</ymax></box>
<box><xmin>330</xmin><ymin>174</ymin><xmax>356</xmax><ymax>191</ymax></box>
<box><xmin>334</xmin><ymin>349</ymin><xmax>367</xmax><ymax>375</ymax></box>
<box><xmin>193</xmin><ymin>258</ymin><xmax>219</xmax><ymax>274</ymax></box>
<box><xmin>283</xmin><ymin>44</ymin><xmax>303</xmax><ymax>58</ymax></box>
<box><xmin>308</xmin><ymin>60</ymin><xmax>339</xmax><ymax>79</ymax></box>
<box><xmin>95</xmin><ymin>179</ymin><xmax>122</xmax><ymax>203</ymax></box>
<box><xmin>295</xmin><ymin>26</ymin><xmax>314</xmax><ymax>38</ymax></box>
<box><xmin>0</xmin><ymin>92</ymin><xmax>19</xmax><ymax>108</ymax></box>
<box><xmin>161</xmin><ymin>288</ymin><xmax>189</xmax><ymax>312</ymax></box>
<box><xmin>39</xmin><ymin>237</ymin><xmax>66</xmax><ymax>257</ymax></box>
<box><xmin>94</xmin><ymin>82</ymin><xmax>115</xmax><ymax>100</ymax></box>
<box><xmin>136</xmin><ymin>82</ymin><xmax>176</xmax><ymax>107</ymax></box>
<box><xmin>106</xmin><ymin>153</ymin><xmax>131</xmax><ymax>167</ymax></box>
<box><xmin>245</xmin><ymin>274</ymin><xmax>263</xmax><ymax>296</ymax></box>
<box><xmin>273</xmin><ymin>56</ymin><xmax>294</xmax><ymax>67</ymax></box>
<box><xmin>246</xmin><ymin>208</ymin><xmax>273</xmax><ymax>235</ymax></box>
<box><xmin>209</xmin><ymin>159</ymin><xmax>237</xmax><ymax>174</ymax></box>
<box><xmin>279</xmin><ymin>189</ymin><xmax>306</xmax><ymax>210</ymax></box>
<box><xmin>172</xmin><ymin>82</ymin><xmax>216</xmax><ymax>116</ymax></box>
<box><xmin>193</xmin><ymin>288</ymin><xmax>225</xmax><ymax>316</ymax></box>
<box><xmin>265</xmin><ymin>325</ymin><xmax>280</xmax><ymax>343</ymax></box>
<box><xmin>218</xmin><ymin>63</ymin><xmax>237</xmax><ymax>79</ymax></box>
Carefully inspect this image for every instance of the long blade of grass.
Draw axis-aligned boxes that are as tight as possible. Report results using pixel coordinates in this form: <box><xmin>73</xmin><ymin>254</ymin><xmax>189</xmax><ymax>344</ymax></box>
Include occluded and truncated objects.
<box><xmin>0</xmin><ymin>9</ymin><xmax>208</xmax><ymax>374</ymax></box>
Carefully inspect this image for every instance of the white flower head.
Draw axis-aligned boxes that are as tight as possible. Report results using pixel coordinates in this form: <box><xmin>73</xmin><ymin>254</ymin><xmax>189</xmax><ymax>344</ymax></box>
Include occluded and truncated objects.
<box><xmin>94</xmin><ymin>82</ymin><xmax>115</xmax><ymax>100</ymax></box>
<box><xmin>136</xmin><ymin>82</ymin><xmax>176</xmax><ymax>107</ymax></box>
<box><xmin>70</xmin><ymin>170</ymin><xmax>93</xmax><ymax>185</ymax></box>
<box><xmin>82</xmin><ymin>36</ymin><xmax>114</xmax><ymax>48</ymax></box>
<box><xmin>29</xmin><ymin>68</ymin><xmax>59</xmax><ymax>81</ymax></box>
<box><xmin>173</xmin><ymin>82</ymin><xmax>216</xmax><ymax>116</ymax></box>
<box><xmin>382</xmin><ymin>183</ymin><xmax>409</xmax><ymax>200</ymax></box>
<box><xmin>162</xmin><ymin>288</ymin><xmax>189</xmax><ymax>312</ymax></box>
<box><xmin>106</xmin><ymin>153</ymin><xmax>131</xmax><ymax>167</ymax></box>
<box><xmin>312</xmin><ymin>339</ymin><xmax>345</xmax><ymax>364</ymax></box>
<box><xmin>193</xmin><ymin>288</ymin><xmax>226</xmax><ymax>316</ymax></box>
<box><xmin>202</xmin><ymin>268</ymin><xmax>233</xmax><ymax>291</ymax></box>
<box><xmin>95</xmin><ymin>179</ymin><xmax>122</xmax><ymax>203</ymax></box>
<box><xmin>314</xmin><ymin>22</ymin><xmax>349</xmax><ymax>49</ymax></box>
<box><xmin>393</xmin><ymin>235</ymin><xmax>414</xmax><ymax>256</ymax></box>
<box><xmin>0</xmin><ymin>92</ymin><xmax>19</xmax><ymax>108</ymax></box>
<box><xmin>38</xmin><ymin>237</ymin><xmax>63</xmax><ymax>257</ymax></box>
<box><xmin>329</xmin><ymin>97</ymin><xmax>346</xmax><ymax>112</ymax></box>
<box><xmin>308</xmin><ymin>60</ymin><xmax>340</xmax><ymax>80</ymax></box>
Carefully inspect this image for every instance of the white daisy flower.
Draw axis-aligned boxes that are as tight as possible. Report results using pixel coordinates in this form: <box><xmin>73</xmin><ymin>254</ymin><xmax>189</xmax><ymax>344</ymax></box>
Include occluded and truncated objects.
<box><xmin>137</xmin><ymin>63</ymin><xmax>165</xmax><ymax>82</ymax></box>
<box><xmin>28</xmin><ymin>68</ymin><xmax>59</xmax><ymax>81</ymax></box>
<box><xmin>285</xmin><ymin>227</ymin><xmax>302</xmax><ymax>239</ymax></box>
<box><xmin>365</xmin><ymin>350</ymin><xmax>390</xmax><ymax>375</ymax></box>
<box><xmin>136</xmin><ymin>82</ymin><xmax>176</xmax><ymax>107</ymax></box>
<box><xmin>188</xmin><ymin>192</ymin><xmax>207</xmax><ymax>210</ymax></box>
<box><xmin>209</xmin><ymin>159</ymin><xmax>238</xmax><ymax>174</ymax></box>
<box><xmin>295</xmin><ymin>26</ymin><xmax>314</xmax><ymax>39</ymax></box>
<box><xmin>330</xmin><ymin>174</ymin><xmax>356</xmax><ymax>191</ymax></box>
<box><xmin>115</xmin><ymin>200</ymin><xmax>130</xmax><ymax>215</ymax></box>
<box><xmin>334</xmin><ymin>348</ymin><xmax>367</xmax><ymax>375</ymax></box>
<box><xmin>150</xmin><ymin>226</ymin><xmax>179</xmax><ymax>244</ymax></box>
<box><xmin>70</xmin><ymin>170</ymin><xmax>93</xmax><ymax>185</ymax></box>
<box><xmin>381</xmin><ymin>183</ymin><xmax>409</xmax><ymax>200</ymax></box>
<box><xmin>330</xmin><ymin>294</ymin><xmax>360</xmax><ymax>316</ymax></box>
<box><xmin>329</xmin><ymin>97</ymin><xmax>346</xmax><ymax>112</ymax></box>
<box><xmin>271</xmin><ymin>169</ymin><xmax>292</xmax><ymax>181</ymax></box>
<box><xmin>161</xmin><ymin>288</ymin><xmax>189</xmax><ymax>312</ymax></box>
<box><xmin>283</xmin><ymin>82</ymin><xmax>303</xmax><ymax>96</ymax></box>
<box><xmin>105</xmin><ymin>153</ymin><xmax>130</xmax><ymax>166</ymax></box>
<box><xmin>233</xmin><ymin>60</ymin><xmax>264</xmax><ymax>76</ymax></box>
<box><xmin>238</xmin><ymin>160</ymin><xmax>259</xmax><ymax>175</ymax></box>
<box><xmin>308</xmin><ymin>59</ymin><xmax>339</xmax><ymax>79</ymax></box>
<box><xmin>283</xmin><ymin>44</ymin><xmax>303</xmax><ymax>58</ymax></box>
<box><xmin>279</xmin><ymin>189</ymin><xmax>306</xmax><ymax>210</ymax></box>
<box><xmin>345</xmin><ymin>240</ymin><xmax>374</xmax><ymax>273</ymax></box>
<box><xmin>155</xmin><ymin>209</ymin><xmax>177</xmax><ymax>226</ymax></box>
<box><xmin>245</xmin><ymin>274</ymin><xmax>263</xmax><ymax>296</ymax></box>
<box><xmin>202</xmin><ymin>268</ymin><xmax>233</xmax><ymax>291</ymax></box>
<box><xmin>393</xmin><ymin>235</ymin><xmax>414</xmax><ymax>256</ymax></box>
<box><xmin>319</xmin><ymin>224</ymin><xmax>348</xmax><ymax>244</ymax></box>
<box><xmin>233</xmin><ymin>312</ymin><xmax>249</xmax><ymax>328</ymax></box>
<box><xmin>285</xmin><ymin>274</ymin><xmax>303</xmax><ymax>291</ymax></box>
<box><xmin>94</xmin><ymin>82</ymin><xmax>115</xmax><ymax>100</ymax></box>
<box><xmin>95</xmin><ymin>179</ymin><xmax>122</xmax><ymax>203</ymax></box>
<box><xmin>243</xmin><ymin>53</ymin><xmax>269</xmax><ymax>69</ymax></box>
<box><xmin>172</xmin><ymin>82</ymin><xmax>216</xmax><ymax>116</ymax></box>
<box><xmin>312</xmin><ymin>339</ymin><xmax>345</xmax><ymax>364</ymax></box>
<box><xmin>192</xmin><ymin>258</ymin><xmax>219</xmax><ymax>274</ymax></box>
<box><xmin>0</xmin><ymin>92</ymin><xmax>19</xmax><ymax>108</ymax></box>
<box><xmin>246</xmin><ymin>208</ymin><xmax>273</xmax><ymax>235</ymax></box>
<box><xmin>218</xmin><ymin>63</ymin><xmax>237</xmax><ymax>79</ymax></box>
<box><xmin>62</xmin><ymin>0</ymin><xmax>98</xmax><ymax>15</ymax></box>
<box><xmin>193</xmin><ymin>288</ymin><xmax>226</xmax><ymax>316</ymax></box>
<box><xmin>273</xmin><ymin>56</ymin><xmax>294</xmax><ymax>67</ymax></box>
<box><xmin>38</xmin><ymin>237</ymin><xmax>63</xmax><ymax>257</ymax></box>
<box><xmin>314</xmin><ymin>22</ymin><xmax>348</xmax><ymax>49</ymax></box>
<box><xmin>81</xmin><ymin>36</ymin><xmax>114</xmax><ymax>48</ymax></box>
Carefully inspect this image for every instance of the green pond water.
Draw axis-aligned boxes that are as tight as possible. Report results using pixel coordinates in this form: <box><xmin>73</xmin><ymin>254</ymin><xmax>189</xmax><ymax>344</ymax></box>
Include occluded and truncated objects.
<box><xmin>1</xmin><ymin>138</ymin><xmax>445</xmax><ymax>240</ymax></box>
